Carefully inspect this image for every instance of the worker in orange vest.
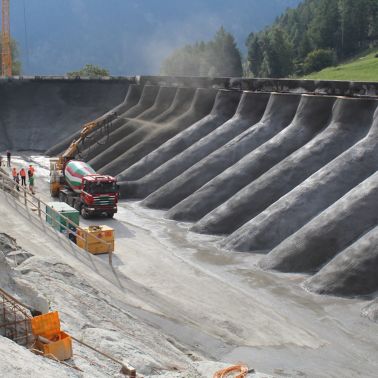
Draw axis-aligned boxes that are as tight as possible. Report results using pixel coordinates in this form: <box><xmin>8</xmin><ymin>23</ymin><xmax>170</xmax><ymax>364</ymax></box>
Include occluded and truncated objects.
<box><xmin>19</xmin><ymin>168</ymin><xmax>26</xmax><ymax>186</ymax></box>
<box><xmin>12</xmin><ymin>167</ymin><xmax>17</xmax><ymax>181</ymax></box>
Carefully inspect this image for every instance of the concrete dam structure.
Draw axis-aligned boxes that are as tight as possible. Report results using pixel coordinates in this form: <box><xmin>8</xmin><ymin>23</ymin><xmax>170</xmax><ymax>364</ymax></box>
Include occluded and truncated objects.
<box><xmin>2</xmin><ymin>76</ymin><xmax>378</xmax><ymax>299</ymax></box>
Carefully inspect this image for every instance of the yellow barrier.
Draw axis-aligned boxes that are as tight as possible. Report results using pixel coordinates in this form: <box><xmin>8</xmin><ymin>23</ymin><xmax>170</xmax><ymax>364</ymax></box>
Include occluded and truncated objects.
<box><xmin>77</xmin><ymin>225</ymin><xmax>115</xmax><ymax>254</ymax></box>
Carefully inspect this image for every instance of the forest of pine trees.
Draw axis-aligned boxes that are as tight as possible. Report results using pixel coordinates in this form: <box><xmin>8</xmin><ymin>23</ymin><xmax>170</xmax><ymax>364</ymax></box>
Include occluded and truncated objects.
<box><xmin>246</xmin><ymin>0</ymin><xmax>378</xmax><ymax>77</ymax></box>
<box><xmin>161</xmin><ymin>0</ymin><xmax>378</xmax><ymax>78</ymax></box>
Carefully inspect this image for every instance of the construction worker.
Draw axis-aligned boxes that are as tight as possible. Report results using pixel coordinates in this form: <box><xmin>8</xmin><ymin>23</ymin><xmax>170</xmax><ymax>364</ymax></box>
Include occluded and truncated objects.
<box><xmin>15</xmin><ymin>173</ymin><xmax>20</xmax><ymax>192</ymax></box>
<box><xmin>19</xmin><ymin>168</ymin><xmax>26</xmax><ymax>186</ymax></box>
<box><xmin>28</xmin><ymin>166</ymin><xmax>33</xmax><ymax>179</ymax></box>
<box><xmin>12</xmin><ymin>167</ymin><xmax>17</xmax><ymax>181</ymax></box>
<box><xmin>6</xmin><ymin>151</ymin><xmax>11</xmax><ymax>167</ymax></box>
<box><xmin>28</xmin><ymin>174</ymin><xmax>35</xmax><ymax>195</ymax></box>
<box><xmin>29</xmin><ymin>165</ymin><xmax>35</xmax><ymax>177</ymax></box>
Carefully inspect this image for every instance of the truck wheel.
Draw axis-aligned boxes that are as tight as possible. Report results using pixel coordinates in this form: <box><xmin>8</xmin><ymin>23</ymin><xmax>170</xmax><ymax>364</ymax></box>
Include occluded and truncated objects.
<box><xmin>81</xmin><ymin>207</ymin><xmax>89</xmax><ymax>219</ymax></box>
<box><xmin>73</xmin><ymin>200</ymin><xmax>81</xmax><ymax>212</ymax></box>
<box><xmin>107</xmin><ymin>212</ymin><xmax>114</xmax><ymax>219</ymax></box>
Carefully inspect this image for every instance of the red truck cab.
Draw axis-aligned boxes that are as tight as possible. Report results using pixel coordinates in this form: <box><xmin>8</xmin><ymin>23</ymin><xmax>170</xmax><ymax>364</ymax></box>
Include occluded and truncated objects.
<box><xmin>80</xmin><ymin>175</ymin><xmax>119</xmax><ymax>218</ymax></box>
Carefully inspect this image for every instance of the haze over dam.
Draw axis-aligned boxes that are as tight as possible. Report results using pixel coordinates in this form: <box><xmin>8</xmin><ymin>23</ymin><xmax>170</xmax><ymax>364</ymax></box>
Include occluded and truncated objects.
<box><xmin>2</xmin><ymin>76</ymin><xmax>378</xmax><ymax>299</ymax></box>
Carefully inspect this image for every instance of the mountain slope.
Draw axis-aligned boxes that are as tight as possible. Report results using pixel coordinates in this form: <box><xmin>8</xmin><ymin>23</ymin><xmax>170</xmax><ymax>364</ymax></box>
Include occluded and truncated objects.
<box><xmin>303</xmin><ymin>50</ymin><xmax>378</xmax><ymax>81</ymax></box>
<box><xmin>11</xmin><ymin>0</ymin><xmax>300</xmax><ymax>75</ymax></box>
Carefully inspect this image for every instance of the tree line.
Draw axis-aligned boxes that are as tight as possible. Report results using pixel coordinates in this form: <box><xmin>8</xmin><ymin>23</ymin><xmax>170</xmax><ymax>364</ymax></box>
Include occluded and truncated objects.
<box><xmin>161</xmin><ymin>26</ymin><xmax>243</xmax><ymax>77</ymax></box>
<box><xmin>247</xmin><ymin>0</ymin><xmax>378</xmax><ymax>77</ymax></box>
<box><xmin>161</xmin><ymin>0</ymin><xmax>378</xmax><ymax>78</ymax></box>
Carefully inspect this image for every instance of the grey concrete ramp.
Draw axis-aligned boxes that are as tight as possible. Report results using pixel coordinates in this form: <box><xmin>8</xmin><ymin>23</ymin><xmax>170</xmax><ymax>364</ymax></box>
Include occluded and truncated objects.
<box><xmin>88</xmin><ymin>87</ymin><xmax>208</xmax><ymax>172</ymax></box>
<box><xmin>175</xmin><ymin>95</ymin><xmax>334</xmax><ymax>225</ymax></box>
<box><xmin>119</xmin><ymin>90</ymin><xmax>246</xmax><ymax>197</ymax></box>
<box><xmin>68</xmin><ymin>83</ymin><xmax>148</xmax><ymax>156</ymax></box>
<box><xmin>119</xmin><ymin>92</ymin><xmax>269</xmax><ymax>197</ymax></box>
<box><xmin>94</xmin><ymin>88</ymin><xmax>235</xmax><ymax>175</ymax></box>
<box><xmin>0</xmin><ymin>79</ymin><xmax>129</xmax><ymax>152</ymax></box>
<box><xmin>259</xmin><ymin>171</ymin><xmax>378</xmax><ymax>273</ymax></box>
<box><xmin>119</xmin><ymin>90</ymin><xmax>247</xmax><ymax>181</ymax></box>
<box><xmin>87</xmin><ymin>86</ymin><xmax>177</xmax><ymax>167</ymax></box>
<box><xmin>304</xmin><ymin>225</ymin><xmax>378</xmax><ymax>297</ymax></box>
<box><xmin>46</xmin><ymin>83</ymin><xmax>142</xmax><ymax>156</ymax></box>
<box><xmin>84</xmin><ymin>87</ymin><xmax>195</xmax><ymax>163</ymax></box>
<box><xmin>193</xmin><ymin>97</ymin><xmax>376</xmax><ymax>235</ymax></box>
<box><xmin>223</xmin><ymin>107</ymin><xmax>378</xmax><ymax>252</ymax></box>
<box><xmin>143</xmin><ymin>93</ymin><xmax>301</xmax><ymax>211</ymax></box>
<box><xmin>151</xmin><ymin>87</ymin><xmax>196</xmax><ymax>123</ymax></box>
<box><xmin>98</xmin><ymin>88</ymin><xmax>218</xmax><ymax>176</ymax></box>
<box><xmin>82</xmin><ymin>85</ymin><xmax>163</xmax><ymax>162</ymax></box>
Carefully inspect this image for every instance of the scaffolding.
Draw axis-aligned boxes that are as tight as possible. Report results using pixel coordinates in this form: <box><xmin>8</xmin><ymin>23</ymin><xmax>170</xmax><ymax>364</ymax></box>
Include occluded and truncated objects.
<box><xmin>0</xmin><ymin>287</ymin><xmax>34</xmax><ymax>347</ymax></box>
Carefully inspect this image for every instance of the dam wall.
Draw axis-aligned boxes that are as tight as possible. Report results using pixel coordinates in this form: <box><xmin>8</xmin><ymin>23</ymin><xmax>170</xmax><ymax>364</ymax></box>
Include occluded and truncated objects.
<box><xmin>1</xmin><ymin>76</ymin><xmax>377</xmax><ymax>298</ymax></box>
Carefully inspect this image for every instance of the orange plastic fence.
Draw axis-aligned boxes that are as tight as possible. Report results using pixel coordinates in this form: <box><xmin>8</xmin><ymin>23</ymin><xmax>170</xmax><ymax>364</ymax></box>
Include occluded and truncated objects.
<box><xmin>213</xmin><ymin>364</ymin><xmax>249</xmax><ymax>378</ymax></box>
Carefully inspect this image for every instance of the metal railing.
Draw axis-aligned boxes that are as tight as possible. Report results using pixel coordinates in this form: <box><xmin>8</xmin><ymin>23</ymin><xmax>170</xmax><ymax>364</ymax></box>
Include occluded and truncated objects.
<box><xmin>0</xmin><ymin>170</ymin><xmax>113</xmax><ymax>265</ymax></box>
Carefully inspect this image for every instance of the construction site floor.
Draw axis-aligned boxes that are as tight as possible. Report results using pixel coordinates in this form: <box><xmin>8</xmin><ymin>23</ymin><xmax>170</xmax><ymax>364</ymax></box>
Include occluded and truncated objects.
<box><xmin>0</xmin><ymin>153</ymin><xmax>378</xmax><ymax>377</ymax></box>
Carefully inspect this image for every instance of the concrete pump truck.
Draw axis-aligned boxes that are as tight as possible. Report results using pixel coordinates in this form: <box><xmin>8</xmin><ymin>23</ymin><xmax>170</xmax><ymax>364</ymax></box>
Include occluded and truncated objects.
<box><xmin>50</xmin><ymin>113</ymin><xmax>120</xmax><ymax>219</ymax></box>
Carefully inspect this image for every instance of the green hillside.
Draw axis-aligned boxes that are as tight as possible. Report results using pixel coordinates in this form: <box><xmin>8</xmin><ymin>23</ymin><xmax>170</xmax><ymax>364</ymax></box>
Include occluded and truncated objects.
<box><xmin>302</xmin><ymin>50</ymin><xmax>378</xmax><ymax>81</ymax></box>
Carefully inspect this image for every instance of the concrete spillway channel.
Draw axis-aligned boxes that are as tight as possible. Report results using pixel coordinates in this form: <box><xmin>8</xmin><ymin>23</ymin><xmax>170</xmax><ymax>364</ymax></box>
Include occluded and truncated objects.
<box><xmin>142</xmin><ymin>92</ymin><xmax>302</xmax><ymax>210</ymax></box>
<box><xmin>89</xmin><ymin>86</ymin><xmax>209</xmax><ymax>172</ymax></box>
<box><xmin>259</xmin><ymin>171</ymin><xmax>378</xmax><ymax>272</ymax></box>
<box><xmin>161</xmin><ymin>94</ymin><xmax>335</xmax><ymax>218</ymax></box>
<box><xmin>46</xmin><ymin>83</ymin><xmax>143</xmax><ymax>156</ymax></box>
<box><xmin>118</xmin><ymin>89</ymin><xmax>249</xmax><ymax>197</ymax></box>
<box><xmin>305</xmin><ymin>224</ymin><xmax>378</xmax><ymax>297</ymax></box>
<box><xmin>96</xmin><ymin>87</ymin><xmax>219</xmax><ymax>175</ymax></box>
<box><xmin>82</xmin><ymin>84</ymin><xmax>164</xmax><ymax>161</ymax></box>
<box><xmin>190</xmin><ymin>96</ymin><xmax>376</xmax><ymax>235</ymax></box>
<box><xmin>3</xmin><ymin>77</ymin><xmax>377</xmax><ymax>299</ymax></box>
<box><xmin>223</xmin><ymin>107</ymin><xmax>378</xmax><ymax>253</ymax></box>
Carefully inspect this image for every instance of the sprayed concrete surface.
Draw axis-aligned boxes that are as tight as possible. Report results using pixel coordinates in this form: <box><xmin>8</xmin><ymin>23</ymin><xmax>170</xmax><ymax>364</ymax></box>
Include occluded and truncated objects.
<box><xmin>52</xmin><ymin>82</ymin><xmax>378</xmax><ymax>298</ymax></box>
<box><xmin>1</xmin><ymin>78</ymin><xmax>378</xmax><ymax>376</ymax></box>
<box><xmin>0</xmin><ymin>79</ymin><xmax>130</xmax><ymax>152</ymax></box>
<box><xmin>0</xmin><ymin>154</ymin><xmax>377</xmax><ymax>377</ymax></box>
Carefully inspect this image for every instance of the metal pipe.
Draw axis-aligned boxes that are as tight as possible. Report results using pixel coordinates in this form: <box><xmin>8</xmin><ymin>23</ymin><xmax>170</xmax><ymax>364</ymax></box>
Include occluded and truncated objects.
<box><xmin>71</xmin><ymin>335</ymin><xmax>136</xmax><ymax>377</ymax></box>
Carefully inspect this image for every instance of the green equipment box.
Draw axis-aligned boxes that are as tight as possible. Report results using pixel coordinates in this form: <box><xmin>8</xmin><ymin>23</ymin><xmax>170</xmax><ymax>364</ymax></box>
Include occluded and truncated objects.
<box><xmin>46</xmin><ymin>202</ymin><xmax>79</xmax><ymax>235</ymax></box>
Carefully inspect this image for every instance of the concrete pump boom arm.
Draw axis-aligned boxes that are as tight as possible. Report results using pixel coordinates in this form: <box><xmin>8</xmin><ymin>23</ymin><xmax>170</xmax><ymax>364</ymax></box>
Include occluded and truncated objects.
<box><xmin>61</xmin><ymin>111</ymin><xmax>118</xmax><ymax>160</ymax></box>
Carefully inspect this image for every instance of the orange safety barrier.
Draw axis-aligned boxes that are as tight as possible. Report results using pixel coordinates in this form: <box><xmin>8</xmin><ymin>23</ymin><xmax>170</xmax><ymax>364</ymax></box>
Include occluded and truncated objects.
<box><xmin>31</xmin><ymin>311</ymin><xmax>72</xmax><ymax>361</ymax></box>
<box><xmin>213</xmin><ymin>364</ymin><xmax>249</xmax><ymax>378</ymax></box>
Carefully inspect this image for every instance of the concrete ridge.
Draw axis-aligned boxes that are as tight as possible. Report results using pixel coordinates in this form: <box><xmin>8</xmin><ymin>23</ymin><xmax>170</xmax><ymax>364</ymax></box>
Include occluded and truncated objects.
<box><xmin>1</xmin><ymin>75</ymin><xmax>377</xmax><ymax>97</ymax></box>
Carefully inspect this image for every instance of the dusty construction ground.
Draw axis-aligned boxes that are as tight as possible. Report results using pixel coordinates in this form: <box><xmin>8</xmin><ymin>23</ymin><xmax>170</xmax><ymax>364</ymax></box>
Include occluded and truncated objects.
<box><xmin>0</xmin><ymin>154</ymin><xmax>377</xmax><ymax>377</ymax></box>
